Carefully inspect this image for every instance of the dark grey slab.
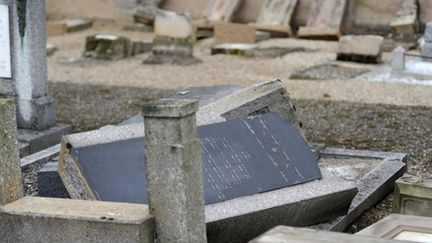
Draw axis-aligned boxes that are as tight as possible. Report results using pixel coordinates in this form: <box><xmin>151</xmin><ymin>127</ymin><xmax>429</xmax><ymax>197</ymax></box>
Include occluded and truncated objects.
<box><xmin>72</xmin><ymin>113</ymin><xmax>321</xmax><ymax>205</ymax></box>
<box><xmin>37</xmin><ymin>162</ymin><xmax>70</xmax><ymax>199</ymax></box>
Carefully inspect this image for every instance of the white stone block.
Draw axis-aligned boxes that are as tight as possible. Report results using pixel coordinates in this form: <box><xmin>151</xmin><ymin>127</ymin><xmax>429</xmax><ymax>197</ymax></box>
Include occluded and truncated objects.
<box><xmin>154</xmin><ymin>10</ymin><xmax>192</xmax><ymax>39</ymax></box>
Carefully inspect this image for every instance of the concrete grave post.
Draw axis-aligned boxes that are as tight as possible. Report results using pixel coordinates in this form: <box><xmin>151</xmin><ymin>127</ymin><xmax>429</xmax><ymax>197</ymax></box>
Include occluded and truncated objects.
<box><xmin>142</xmin><ymin>99</ymin><xmax>207</xmax><ymax>243</ymax></box>
<box><xmin>0</xmin><ymin>0</ymin><xmax>56</xmax><ymax>130</ymax></box>
<box><xmin>0</xmin><ymin>99</ymin><xmax>23</xmax><ymax>205</ymax></box>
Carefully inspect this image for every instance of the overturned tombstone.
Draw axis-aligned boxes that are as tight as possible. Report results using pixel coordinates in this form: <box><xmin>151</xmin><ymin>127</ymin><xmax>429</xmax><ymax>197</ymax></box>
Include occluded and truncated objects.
<box><xmin>58</xmin><ymin>112</ymin><xmax>356</xmax><ymax>243</ymax></box>
<box><xmin>250</xmin><ymin>0</ymin><xmax>299</xmax><ymax>37</ymax></box>
<box><xmin>84</xmin><ymin>34</ymin><xmax>151</xmax><ymax>61</ymax></box>
<box><xmin>337</xmin><ymin>35</ymin><xmax>384</xmax><ymax>63</ymax></box>
<box><xmin>357</xmin><ymin>214</ymin><xmax>432</xmax><ymax>241</ymax></box>
<box><xmin>145</xmin><ymin>10</ymin><xmax>200</xmax><ymax>65</ymax></box>
<box><xmin>312</xmin><ymin>148</ymin><xmax>406</xmax><ymax>232</ymax></box>
<box><xmin>390</xmin><ymin>0</ymin><xmax>419</xmax><ymax>42</ymax></box>
<box><xmin>394</xmin><ymin>174</ymin><xmax>432</xmax><ymax>217</ymax></box>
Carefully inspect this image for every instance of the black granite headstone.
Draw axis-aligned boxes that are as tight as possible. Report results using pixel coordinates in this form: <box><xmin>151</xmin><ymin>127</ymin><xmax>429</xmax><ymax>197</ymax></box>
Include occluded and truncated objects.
<box><xmin>72</xmin><ymin>113</ymin><xmax>321</xmax><ymax>205</ymax></box>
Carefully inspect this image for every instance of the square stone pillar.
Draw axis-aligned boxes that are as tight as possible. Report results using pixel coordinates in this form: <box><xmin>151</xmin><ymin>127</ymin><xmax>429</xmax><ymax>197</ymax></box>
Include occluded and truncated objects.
<box><xmin>142</xmin><ymin>99</ymin><xmax>207</xmax><ymax>243</ymax></box>
<box><xmin>0</xmin><ymin>0</ymin><xmax>56</xmax><ymax>130</ymax></box>
<box><xmin>0</xmin><ymin>99</ymin><xmax>23</xmax><ymax>205</ymax></box>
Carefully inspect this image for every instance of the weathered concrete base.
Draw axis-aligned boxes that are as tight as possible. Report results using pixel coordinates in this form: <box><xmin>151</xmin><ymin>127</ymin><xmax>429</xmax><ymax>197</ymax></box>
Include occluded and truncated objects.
<box><xmin>18</xmin><ymin>123</ymin><xmax>71</xmax><ymax>155</ymax></box>
<box><xmin>0</xmin><ymin>197</ymin><xmax>154</xmax><ymax>243</ymax></box>
<box><xmin>250</xmin><ymin>226</ymin><xmax>412</xmax><ymax>243</ymax></box>
<box><xmin>65</xmin><ymin>19</ymin><xmax>93</xmax><ymax>32</ymax></box>
<box><xmin>119</xmin><ymin>84</ymin><xmax>243</xmax><ymax>126</ymax></box>
<box><xmin>37</xmin><ymin>162</ymin><xmax>70</xmax><ymax>198</ymax></box>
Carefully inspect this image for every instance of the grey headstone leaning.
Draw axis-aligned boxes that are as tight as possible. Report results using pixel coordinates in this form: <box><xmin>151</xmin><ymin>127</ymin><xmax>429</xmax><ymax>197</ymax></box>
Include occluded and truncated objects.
<box><xmin>142</xmin><ymin>99</ymin><xmax>207</xmax><ymax>243</ymax></box>
<box><xmin>0</xmin><ymin>99</ymin><xmax>23</xmax><ymax>206</ymax></box>
<box><xmin>0</xmin><ymin>0</ymin><xmax>56</xmax><ymax>130</ymax></box>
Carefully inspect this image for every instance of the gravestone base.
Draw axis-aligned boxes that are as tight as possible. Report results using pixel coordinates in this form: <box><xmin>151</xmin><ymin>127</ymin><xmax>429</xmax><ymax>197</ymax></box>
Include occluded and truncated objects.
<box><xmin>144</xmin><ymin>36</ymin><xmax>201</xmax><ymax>65</ymax></box>
<box><xmin>16</xmin><ymin>96</ymin><xmax>56</xmax><ymax>131</ymax></box>
<box><xmin>18</xmin><ymin>123</ymin><xmax>71</xmax><ymax>155</ymax></box>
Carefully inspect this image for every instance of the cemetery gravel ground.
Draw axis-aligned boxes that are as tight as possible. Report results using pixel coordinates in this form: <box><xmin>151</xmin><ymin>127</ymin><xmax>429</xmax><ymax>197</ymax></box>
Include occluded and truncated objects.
<box><xmin>40</xmin><ymin>20</ymin><xmax>432</xmax><ymax>233</ymax></box>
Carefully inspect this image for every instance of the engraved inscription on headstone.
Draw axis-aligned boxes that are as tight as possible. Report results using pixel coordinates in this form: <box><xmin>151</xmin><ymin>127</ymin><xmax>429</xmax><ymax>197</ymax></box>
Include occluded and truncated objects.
<box><xmin>0</xmin><ymin>5</ymin><xmax>11</xmax><ymax>78</ymax></box>
<box><xmin>72</xmin><ymin>113</ymin><xmax>321</xmax><ymax>205</ymax></box>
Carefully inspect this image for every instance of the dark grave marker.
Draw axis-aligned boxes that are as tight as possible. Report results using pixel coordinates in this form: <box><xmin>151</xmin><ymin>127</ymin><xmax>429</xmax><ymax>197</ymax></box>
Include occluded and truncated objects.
<box><xmin>71</xmin><ymin>113</ymin><xmax>321</xmax><ymax>205</ymax></box>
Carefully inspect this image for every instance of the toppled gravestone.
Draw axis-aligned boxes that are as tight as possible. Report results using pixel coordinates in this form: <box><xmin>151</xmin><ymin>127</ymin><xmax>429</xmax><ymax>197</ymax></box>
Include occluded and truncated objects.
<box><xmin>337</xmin><ymin>35</ymin><xmax>384</xmax><ymax>63</ymax></box>
<box><xmin>58</xmin><ymin>112</ymin><xmax>357</xmax><ymax>243</ymax></box>
<box><xmin>145</xmin><ymin>10</ymin><xmax>201</xmax><ymax>65</ymax></box>
<box><xmin>250</xmin><ymin>0</ymin><xmax>299</xmax><ymax>37</ymax></box>
<box><xmin>390</xmin><ymin>0</ymin><xmax>419</xmax><ymax>42</ymax></box>
<box><xmin>298</xmin><ymin>0</ymin><xmax>347</xmax><ymax>40</ymax></box>
<box><xmin>84</xmin><ymin>34</ymin><xmax>151</xmax><ymax>61</ymax></box>
<box><xmin>0</xmin><ymin>197</ymin><xmax>154</xmax><ymax>242</ymax></box>
<box><xmin>394</xmin><ymin>174</ymin><xmax>432</xmax><ymax>217</ymax></box>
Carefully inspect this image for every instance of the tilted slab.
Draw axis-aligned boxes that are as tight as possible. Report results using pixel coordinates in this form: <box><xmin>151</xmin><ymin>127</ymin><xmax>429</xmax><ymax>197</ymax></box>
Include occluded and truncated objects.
<box><xmin>0</xmin><ymin>197</ymin><xmax>154</xmax><ymax>243</ymax></box>
<box><xmin>298</xmin><ymin>0</ymin><xmax>347</xmax><ymax>39</ymax></box>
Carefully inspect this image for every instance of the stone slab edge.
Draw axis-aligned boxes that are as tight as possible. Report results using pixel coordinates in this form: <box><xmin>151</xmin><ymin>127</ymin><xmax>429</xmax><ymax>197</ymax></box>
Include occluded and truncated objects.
<box><xmin>311</xmin><ymin>147</ymin><xmax>408</xmax><ymax>232</ymax></box>
<box><xmin>20</xmin><ymin>144</ymin><xmax>60</xmax><ymax>170</ymax></box>
<box><xmin>250</xmin><ymin>225</ymin><xmax>413</xmax><ymax>243</ymax></box>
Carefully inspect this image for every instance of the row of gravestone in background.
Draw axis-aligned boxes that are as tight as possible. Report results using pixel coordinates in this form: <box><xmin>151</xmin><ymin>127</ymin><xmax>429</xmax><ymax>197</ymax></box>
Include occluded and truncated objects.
<box><xmin>45</xmin><ymin>0</ymin><xmax>432</xmax><ymax>34</ymax></box>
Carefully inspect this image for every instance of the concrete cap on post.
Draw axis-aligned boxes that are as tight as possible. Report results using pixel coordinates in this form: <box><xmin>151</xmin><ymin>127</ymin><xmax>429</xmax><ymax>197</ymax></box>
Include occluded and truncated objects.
<box><xmin>142</xmin><ymin>99</ymin><xmax>198</xmax><ymax>118</ymax></box>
